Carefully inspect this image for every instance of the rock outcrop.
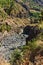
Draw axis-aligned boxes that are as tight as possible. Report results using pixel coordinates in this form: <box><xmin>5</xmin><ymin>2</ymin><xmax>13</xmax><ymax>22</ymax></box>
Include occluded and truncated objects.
<box><xmin>0</xmin><ymin>33</ymin><xmax>27</xmax><ymax>62</ymax></box>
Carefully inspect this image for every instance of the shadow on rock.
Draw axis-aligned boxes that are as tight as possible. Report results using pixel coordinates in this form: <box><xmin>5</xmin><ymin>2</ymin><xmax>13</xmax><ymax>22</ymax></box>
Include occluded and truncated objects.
<box><xmin>23</xmin><ymin>25</ymin><xmax>41</xmax><ymax>41</ymax></box>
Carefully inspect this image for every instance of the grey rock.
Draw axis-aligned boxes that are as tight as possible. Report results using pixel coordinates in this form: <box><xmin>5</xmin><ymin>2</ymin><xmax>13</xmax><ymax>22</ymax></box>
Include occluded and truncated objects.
<box><xmin>0</xmin><ymin>33</ymin><xmax>26</xmax><ymax>62</ymax></box>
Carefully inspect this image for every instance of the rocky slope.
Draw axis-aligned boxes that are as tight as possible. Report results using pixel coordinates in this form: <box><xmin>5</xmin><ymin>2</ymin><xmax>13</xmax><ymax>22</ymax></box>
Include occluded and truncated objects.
<box><xmin>0</xmin><ymin>0</ymin><xmax>43</xmax><ymax>65</ymax></box>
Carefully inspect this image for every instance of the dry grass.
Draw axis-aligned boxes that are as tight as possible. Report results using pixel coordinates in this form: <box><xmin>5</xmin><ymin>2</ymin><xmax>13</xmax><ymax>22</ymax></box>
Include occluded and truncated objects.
<box><xmin>0</xmin><ymin>56</ymin><xmax>10</xmax><ymax>65</ymax></box>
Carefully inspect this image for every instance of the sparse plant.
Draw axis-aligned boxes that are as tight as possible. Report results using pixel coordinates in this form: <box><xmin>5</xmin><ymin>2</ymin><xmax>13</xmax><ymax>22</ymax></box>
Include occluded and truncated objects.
<box><xmin>27</xmin><ymin>39</ymin><xmax>37</xmax><ymax>51</ymax></box>
<box><xmin>0</xmin><ymin>23</ymin><xmax>11</xmax><ymax>32</ymax></box>
<box><xmin>10</xmin><ymin>49</ymin><xmax>23</xmax><ymax>65</ymax></box>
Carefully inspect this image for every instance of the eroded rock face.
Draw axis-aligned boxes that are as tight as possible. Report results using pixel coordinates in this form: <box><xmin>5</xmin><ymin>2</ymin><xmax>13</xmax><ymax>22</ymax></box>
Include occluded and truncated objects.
<box><xmin>0</xmin><ymin>33</ymin><xmax>26</xmax><ymax>62</ymax></box>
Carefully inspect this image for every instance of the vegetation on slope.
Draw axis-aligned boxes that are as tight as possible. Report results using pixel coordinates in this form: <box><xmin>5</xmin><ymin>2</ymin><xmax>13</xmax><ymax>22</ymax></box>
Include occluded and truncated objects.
<box><xmin>0</xmin><ymin>0</ymin><xmax>43</xmax><ymax>65</ymax></box>
<box><xmin>10</xmin><ymin>39</ymin><xmax>43</xmax><ymax>65</ymax></box>
<box><xmin>22</xmin><ymin>0</ymin><xmax>43</xmax><ymax>10</ymax></box>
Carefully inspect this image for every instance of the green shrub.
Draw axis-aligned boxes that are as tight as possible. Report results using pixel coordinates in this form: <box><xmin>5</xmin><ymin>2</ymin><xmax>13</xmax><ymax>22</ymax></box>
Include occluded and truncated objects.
<box><xmin>10</xmin><ymin>49</ymin><xmax>23</xmax><ymax>65</ymax></box>
<box><xmin>0</xmin><ymin>0</ymin><xmax>13</xmax><ymax>7</ymax></box>
<box><xmin>0</xmin><ymin>0</ymin><xmax>15</xmax><ymax>15</ymax></box>
<box><xmin>20</xmin><ymin>45</ymin><xmax>30</xmax><ymax>51</ymax></box>
<box><xmin>0</xmin><ymin>8</ymin><xmax>8</xmax><ymax>19</ymax></box>
<box><xmin>0</xmin><ymin>24</ymin><xmax>11</xmax><ymax>32</ymax></box>
<box><xmin>4</xmin><ymin>0</ymin><xmax>14</xmax><ymax>15</ymax></box>
<box><xmin>27</xmin><ymin>39</ymin><xmax>37</xmax><ymax>51</ymax></box>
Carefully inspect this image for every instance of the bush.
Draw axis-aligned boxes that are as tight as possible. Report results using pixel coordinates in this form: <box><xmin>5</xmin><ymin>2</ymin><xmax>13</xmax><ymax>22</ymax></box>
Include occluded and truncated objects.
<box><xmin>30</xmin><ymin>11</ymin><xmax>41</xmax><ymax>19</ymax></box>
<box><xmin>27</xmin><ymin>39</ymin><xmax>37</xmax><ymax>51</ymax></box>
<box><xmin>0</xmin><ymin>23</ymin><xmax>11</xmax><ymax>32</ymax></box>
<box><xmin>10</xmin><ymin>49</ymin><xmax>23</xmax><ymax>65</ymax></box>
<box><xmin>0</xmin><ymin>0</ymin><xmax>13</xmax><ymax>8</ymax></box>
<box><xmin>4</xmin><ymin>0</ymin><xmax>14</xmax><ymax>15</ymax></box>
